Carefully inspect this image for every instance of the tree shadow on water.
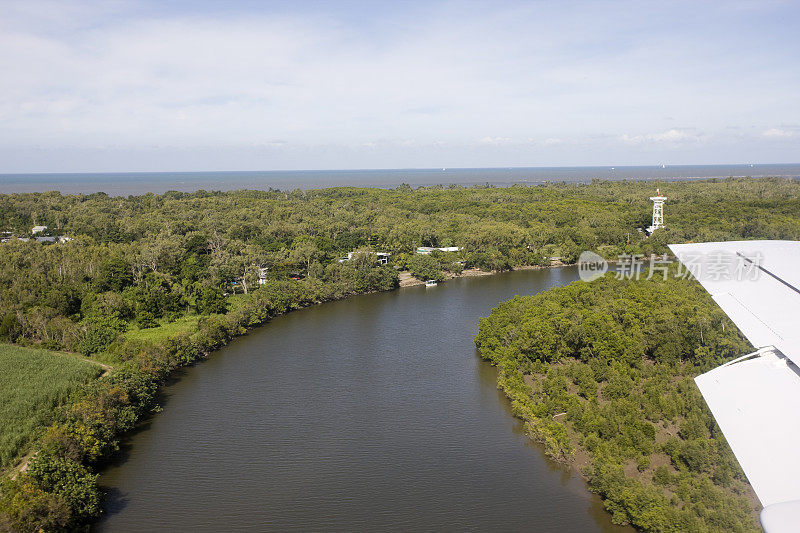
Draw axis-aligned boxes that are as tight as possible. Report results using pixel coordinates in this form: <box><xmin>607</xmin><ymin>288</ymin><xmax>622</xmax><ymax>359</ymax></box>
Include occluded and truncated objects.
<box><xmin>96</xmin><ymin>367</ymin><xmax>191</xmax><ymax>469</ymax></box>
<box><xmin>99</xmin><ymin>486</ymin><xmax>129</xmax><ymax>519</ymax></box>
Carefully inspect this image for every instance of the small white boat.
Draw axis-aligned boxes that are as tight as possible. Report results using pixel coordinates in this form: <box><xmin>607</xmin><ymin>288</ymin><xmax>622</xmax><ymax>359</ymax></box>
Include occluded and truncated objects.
<box><xmin>425</xmin><ymin>280</ymin><xmax>438</xmax><ymax>287</ymax></box>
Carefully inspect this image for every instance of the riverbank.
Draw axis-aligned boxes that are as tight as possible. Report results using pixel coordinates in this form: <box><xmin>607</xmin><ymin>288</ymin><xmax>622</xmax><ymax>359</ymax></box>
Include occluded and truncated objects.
<box><xmin>1</xmin><ymin>272</ymin><xmax>404</xmax><ymax>530</ymax></box>
<box><xmin>3</xmin><ymin>264</ymin><xmax>562</xmax><ymax>478</ymax></box>
<box><xmin>399</xmin><ymin>267</ymin><xmax>493</xmax><ymax>287</ymax></box>
<box><xmin>95</xmin><ymin>266</ymin><xmax>637</xmax><ymax>532</ymax></box>
<box><xmin>4</xmin><ymin>353</ymin><xmax>114</xmax><ymax>481</ymax></box>
<box><xmin>0</xmin><ymin>345</ymin><xmax>111</xmax><ymax>477</ymax></box>
<box><xmin>5</xmin><ymin>263</ymin><xmax>587</xmax><ymax>531</ymax></box>
<box><xmin>399</xmin><ymin>262</ymin><xmax>564</xmax><ymax>287</ymax></box>
<box><xmin>475</xmin><ymin>274</ymin><xmax>762</xmax><ymax>532</ymax></box>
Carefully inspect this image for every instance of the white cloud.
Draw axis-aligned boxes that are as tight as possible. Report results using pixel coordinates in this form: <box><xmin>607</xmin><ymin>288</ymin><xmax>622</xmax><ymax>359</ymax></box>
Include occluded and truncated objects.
<box><xmin>0</xmin><ymin>1</ymin><xmax>798</xmax><ymax>171</ymax></box>
<box><xmin>620</xmin><ymin>129</ymin><xmax>705</xmax><ymax>145</ymax></box>
<box><xmin>477</xmin><ymin>137</ymin><xmax>514</xmax><ymax>145</ymax></box>
<box><xmin>762</xmin><ymin>128</ymin><xmax>795</xmax><ymax>138</ymax></box>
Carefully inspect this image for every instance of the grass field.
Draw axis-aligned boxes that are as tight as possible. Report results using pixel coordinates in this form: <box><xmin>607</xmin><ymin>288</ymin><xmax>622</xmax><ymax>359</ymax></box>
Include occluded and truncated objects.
<box><xmin>0</xmin><ymin>344</ymin><xmax>104</xmax><ymax>470</ymax></box>
<box><xmin>123</xmin><ymin>315</ymin><xmax>201</xmax><ymax>343</ymax></box>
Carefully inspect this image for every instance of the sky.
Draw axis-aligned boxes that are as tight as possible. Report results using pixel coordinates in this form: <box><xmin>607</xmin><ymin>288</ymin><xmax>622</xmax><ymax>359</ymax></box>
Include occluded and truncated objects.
<box><xmin>0</xmin><ymin>0</ymin><xmax>799</xmax><ymax>173</ymax></box>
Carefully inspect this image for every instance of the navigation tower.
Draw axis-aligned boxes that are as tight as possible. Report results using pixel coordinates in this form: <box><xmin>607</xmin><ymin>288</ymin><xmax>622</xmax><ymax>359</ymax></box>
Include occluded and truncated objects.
<box><xmin>647</xmin><ymin>188</ymin><xmax>666</xmax><ymax>235</ymax></box>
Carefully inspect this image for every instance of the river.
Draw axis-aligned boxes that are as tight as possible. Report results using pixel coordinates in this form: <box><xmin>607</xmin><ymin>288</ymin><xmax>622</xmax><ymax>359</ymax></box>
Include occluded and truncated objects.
<box><xmin>97</xmin><ymin>268</ymin><xmax>633</xmax><ymax>532</ymax></box>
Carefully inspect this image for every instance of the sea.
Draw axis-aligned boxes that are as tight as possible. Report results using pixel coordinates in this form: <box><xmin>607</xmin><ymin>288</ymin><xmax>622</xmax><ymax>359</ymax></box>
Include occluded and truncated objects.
<box><xmin>1</xmin><ymin>164</ymin><xmax>799</xmax><ymax>196</ymax></box>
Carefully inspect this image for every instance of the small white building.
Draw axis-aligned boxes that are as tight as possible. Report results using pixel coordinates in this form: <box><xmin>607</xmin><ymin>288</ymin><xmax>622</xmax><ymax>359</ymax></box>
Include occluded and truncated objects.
<box><xmin>339</xmin><ymin>251</ymin><xmax>391</xmax><ymax>264</ymax></box>
<box><xmin>416</xmin><ymin>246</ymin><xmax>461</xmax><ymax>255</ymax></box>
<box><xmin>258</xmin><ymin>267</ymin><xmax>269</xmax><ymax>285</ymax></box>
<box><xmin>31</xmin><ymin>225</ymin><xmax>47</xmax><ymax>234</ymax></box>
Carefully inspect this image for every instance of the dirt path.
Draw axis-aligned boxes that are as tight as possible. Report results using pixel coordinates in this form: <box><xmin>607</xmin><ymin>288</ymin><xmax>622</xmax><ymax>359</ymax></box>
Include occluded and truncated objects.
<box><xmin>8</xmin><ymin>452</ymin><xmax>34</xmax><ymax>480</ymax></box>
<box><xmin>69</xmin><ymin>353</ymin><xmax>114</xmax><ymax>377</ymax></box>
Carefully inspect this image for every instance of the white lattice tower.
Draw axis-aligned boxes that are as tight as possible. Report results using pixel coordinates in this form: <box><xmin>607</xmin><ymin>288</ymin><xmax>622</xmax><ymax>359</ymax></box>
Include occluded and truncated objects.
<box><xmin>649</xmin><ymin>188</ymin><xmax>667</xmax><ymax>230</ymax></box>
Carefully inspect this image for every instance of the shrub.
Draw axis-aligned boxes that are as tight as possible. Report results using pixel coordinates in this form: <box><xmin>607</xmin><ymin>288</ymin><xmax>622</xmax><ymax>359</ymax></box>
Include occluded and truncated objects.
<box><xmin>0</xmin><ymin>476</ymin><xmax>71</xmax><ymax>532</ymax></box>
<box><xmin>26</xmin><ymin>454</ymin><xmax>101</xmax><ymax>524</ymax></box>
<box><xmin>79</xmin><ymin>316</ymin><xmax>127</xmax><ymax>356</ymax></box>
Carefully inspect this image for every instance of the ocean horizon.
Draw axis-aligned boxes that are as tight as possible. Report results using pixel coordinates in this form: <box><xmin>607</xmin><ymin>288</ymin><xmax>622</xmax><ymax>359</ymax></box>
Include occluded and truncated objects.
<box><xmin>1</xmin><ymin>163</ymin><xmax>799</xmax><ymax>196</ymax></box>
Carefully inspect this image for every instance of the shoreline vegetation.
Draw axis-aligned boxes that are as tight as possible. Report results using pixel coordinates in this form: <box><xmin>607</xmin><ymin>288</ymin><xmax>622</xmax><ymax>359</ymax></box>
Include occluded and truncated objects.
<box><xmin>0</xmin><ymin>345</ymin><xmax>107</xmax><ymax>476</ymax></box>
<box><xmin>398</xmin><ymin>264</ymin><xmax>553</xmax><ymax>287</ymax></box>
<box><xmin>0</xmin><ymin>264</ymin><xmax>539</xmax><ymax>476</ymax></box>
<box><xmin>475</xmin><ymin>273</ymin><xmax>761</xmax><ymax>532</ymax></box>
<box><xmin>1</xmin><ymin>178</ymin><xmax>799</xmax><ymax>530</ymax></box>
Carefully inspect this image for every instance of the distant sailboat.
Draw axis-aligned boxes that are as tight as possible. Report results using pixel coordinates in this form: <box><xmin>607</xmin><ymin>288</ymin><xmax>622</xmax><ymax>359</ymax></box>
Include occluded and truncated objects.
<box><xmin>660</xmin><ymin>163</ymin><xmax>666</xmax><ymax>169</ymax></box>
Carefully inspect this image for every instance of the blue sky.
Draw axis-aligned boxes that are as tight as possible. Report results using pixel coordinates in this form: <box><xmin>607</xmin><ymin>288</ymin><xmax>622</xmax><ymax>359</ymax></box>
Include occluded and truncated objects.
<box><xmin>0</xmin><ymin>0</ymin><xmax>798</xmax><ymax>172</ymax></box>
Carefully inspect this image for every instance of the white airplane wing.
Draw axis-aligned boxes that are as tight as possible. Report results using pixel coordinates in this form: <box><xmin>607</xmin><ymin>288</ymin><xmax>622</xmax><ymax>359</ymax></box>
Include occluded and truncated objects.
<box><xmin>669</xmin><ymin>240</ymin><xmax>800</xmax><ymax>533</ymax></box>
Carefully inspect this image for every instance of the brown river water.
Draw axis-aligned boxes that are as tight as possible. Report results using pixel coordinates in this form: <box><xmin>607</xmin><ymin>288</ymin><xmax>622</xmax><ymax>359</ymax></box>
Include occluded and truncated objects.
<box><xmin>97</xmin><ymin>267</ymin><xmax>633</xmax><ymax>532</ymax></box>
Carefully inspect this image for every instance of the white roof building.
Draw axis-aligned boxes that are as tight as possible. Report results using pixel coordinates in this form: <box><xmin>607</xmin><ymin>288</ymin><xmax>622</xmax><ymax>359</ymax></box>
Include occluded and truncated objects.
<box><xmin>416</xmin><ymin>246</ymin><xmax>461</xmax><ymax>255</ymax></box>
<box><xmin>340</xmin><ymin>251</ymin><xmax>392</xmax><ymax>264</ymax></box>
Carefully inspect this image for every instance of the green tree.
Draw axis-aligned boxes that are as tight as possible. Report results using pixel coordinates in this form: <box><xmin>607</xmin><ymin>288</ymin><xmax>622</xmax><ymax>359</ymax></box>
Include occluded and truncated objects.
<box><xmin>195</xmin><ymin>283</ymin><xmax>228</xmax><ymax>314</ymax></box>
<box><xmin>26</xmin><ymin>454</ymin><xmax>101</xmax><ymax>523</ymax></box>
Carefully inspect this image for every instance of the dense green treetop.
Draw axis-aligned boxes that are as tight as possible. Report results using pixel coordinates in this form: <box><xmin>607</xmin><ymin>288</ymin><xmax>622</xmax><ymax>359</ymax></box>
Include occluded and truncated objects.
<box><xmin>475</xmin><ymin>273</ymin><xmax>760</xmax><ymax>532</ymax></box>
<box><xmin>2</xmin><ymin>177</ymin><xmax>798</xmax><ymax>353</ymax></box>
